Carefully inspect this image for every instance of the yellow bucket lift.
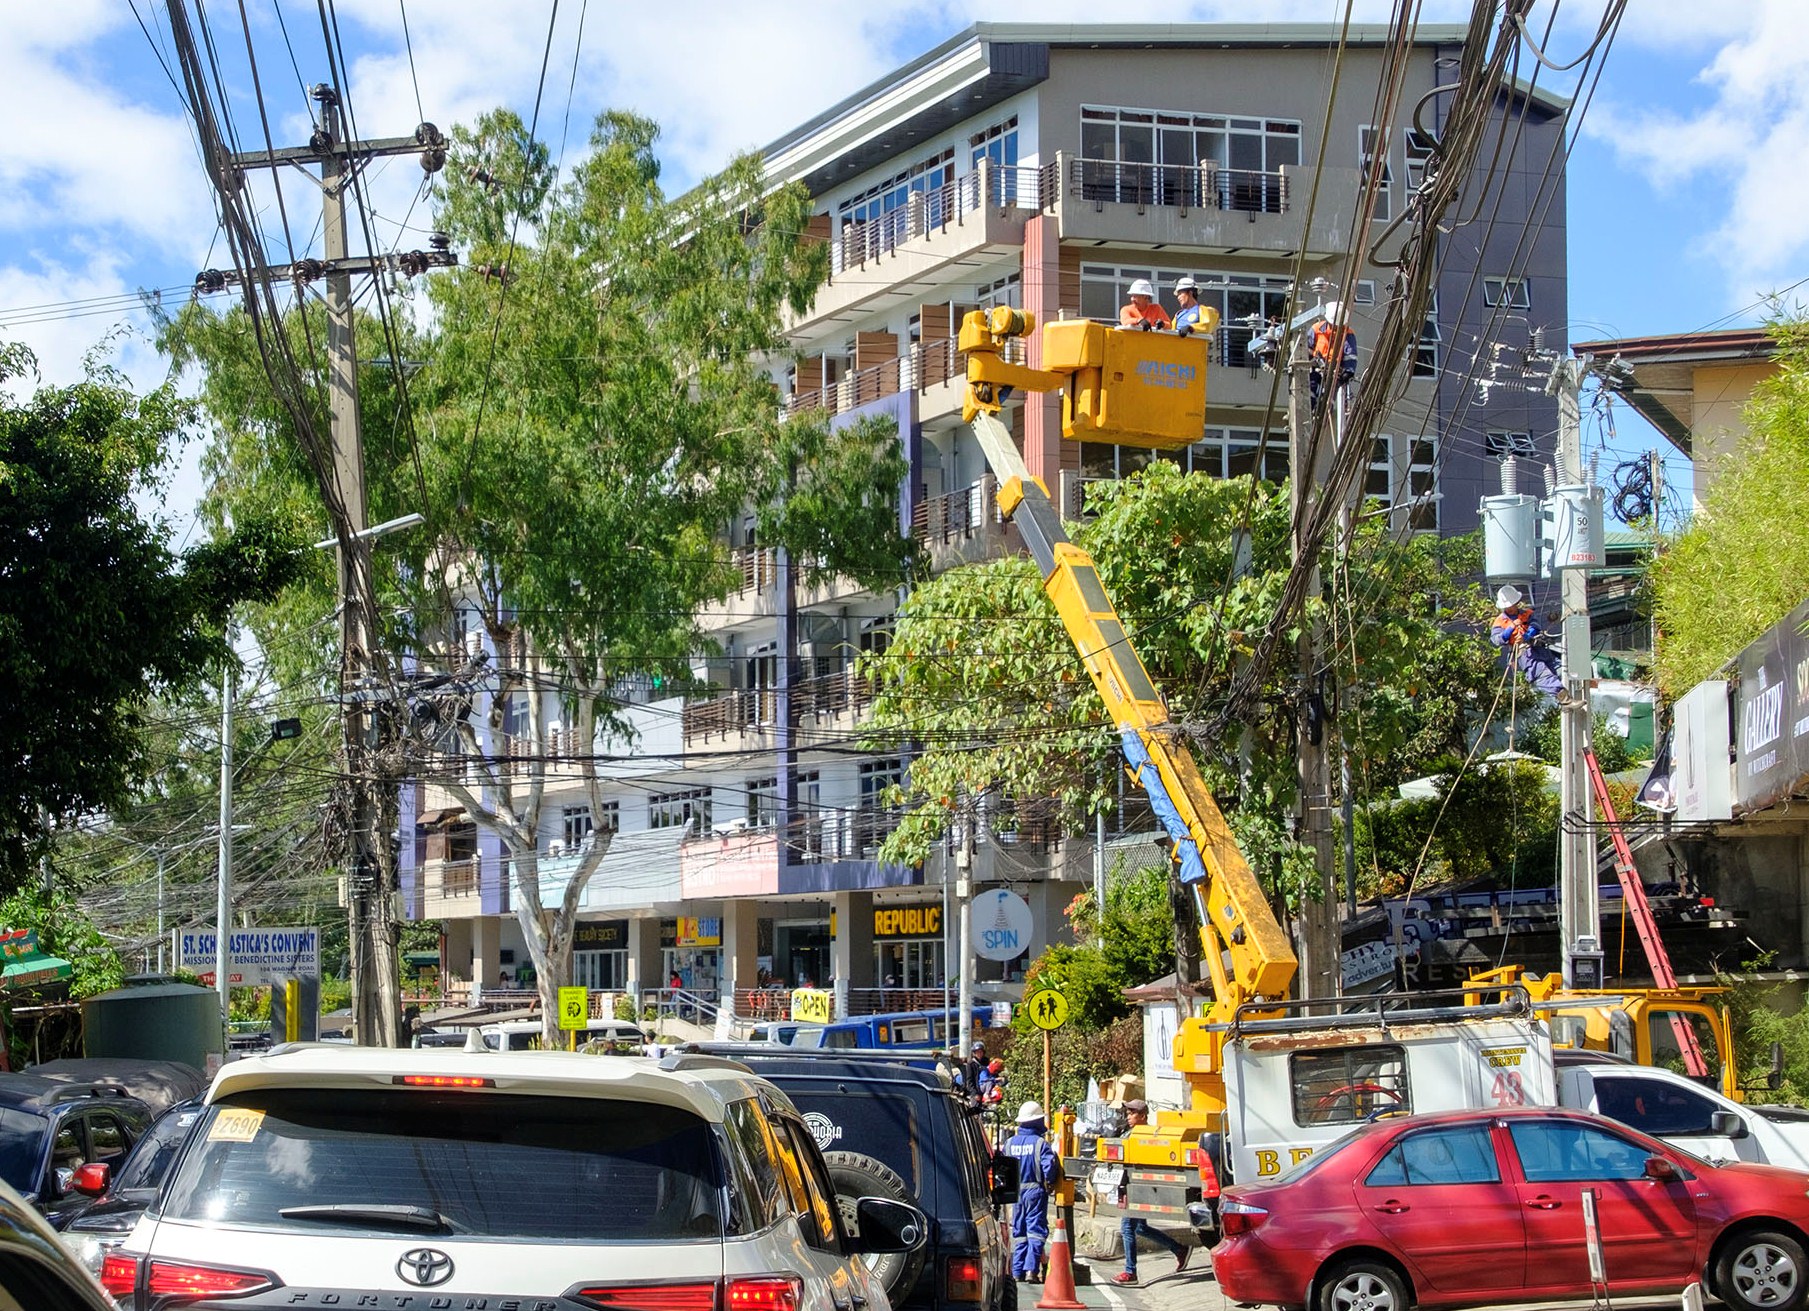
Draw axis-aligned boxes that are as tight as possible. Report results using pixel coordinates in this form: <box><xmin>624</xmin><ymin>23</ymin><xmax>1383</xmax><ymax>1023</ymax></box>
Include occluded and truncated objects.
<box><xmin>957</xmin><ymin>307</ymin><xmax>1218</xmax><ymax>450</ymax></box>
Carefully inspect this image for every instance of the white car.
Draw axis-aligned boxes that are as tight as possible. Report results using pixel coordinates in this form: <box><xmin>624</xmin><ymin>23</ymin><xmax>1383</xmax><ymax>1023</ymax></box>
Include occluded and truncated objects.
<box><xmin>1559</xmin><ymin>1056</ymin><xmax>1809</xmax><ymax>1169</ymax></box>
<box><xmin>100</xmin><ymin>1045</ymin><xmax>925</xmax><ymax>1311</ymax></box>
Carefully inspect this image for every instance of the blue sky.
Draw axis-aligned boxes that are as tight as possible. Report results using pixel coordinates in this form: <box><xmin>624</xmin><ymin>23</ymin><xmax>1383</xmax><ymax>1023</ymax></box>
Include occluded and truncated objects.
<box><xmin>2</xmin><ymin>2</ymin><xmax>1803</xmax><ymax>531</ymax></box>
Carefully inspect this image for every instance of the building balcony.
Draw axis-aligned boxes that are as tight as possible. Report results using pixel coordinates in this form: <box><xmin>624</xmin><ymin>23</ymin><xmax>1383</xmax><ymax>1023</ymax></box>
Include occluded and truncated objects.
<box><xmin>682</xmin><ymin>688</ymin><xmax>781</xmax><ymax>751</ymax></box>
<box><xmin>421</xmin><ymin>857</ymin><xmax>482</xmax><ymax>920</ymax></box>
<box><xmin>789</xmin><ymin>161</ymin><xmax>1048</xmax><ymax>336</ymax></box>
<box><xmin>912</xmin><ymin>476</ymin><xmax>1010</xmax><ymax>571</ymax></box>
<box><xmin>786</xmin><ymin>335</ymin><xmax>1024</xmax><ymax>424</ymax></box>
<box><xmin>790</xmin><ymin>664</ymin><xmax>876</xmax><ymax>732</ymax></box>
<box><xmin>1051</xmin><ymin>156</ymin><xmax>1361</xmax><ymax>257</ymax></box>
<box><xmin>696</xmin><ymin>545</ymin><xmax>780</xmax><ymax>632</ymax></box>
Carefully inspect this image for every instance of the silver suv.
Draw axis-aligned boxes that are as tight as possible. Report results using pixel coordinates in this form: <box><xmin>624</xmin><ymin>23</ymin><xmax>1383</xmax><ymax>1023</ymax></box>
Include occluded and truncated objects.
<box><xmin>102</xmin><ymin>1046</ymin><xmax>925</xmax><ymax>1311</ymax></box>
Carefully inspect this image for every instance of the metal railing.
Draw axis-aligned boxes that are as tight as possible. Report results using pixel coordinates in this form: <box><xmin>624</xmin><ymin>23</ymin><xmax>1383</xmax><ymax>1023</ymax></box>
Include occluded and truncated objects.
<box><xmin>913</xmin><ymin>476</ymin><xmax>1001</xmax><ymax>546</ymax></box>
<box><xmin>730</xmin><ymin>545</ymin><xmax>778</xmax><ymax>594</ymax></box>
<box><xmin>830</xmin><ymin>164</ymin><xmax>1047</xmax><ymax>273</ymax></box>
<box><xmin>682</xmin><ymin>689</ymin><xmax>778</xmax><ymax>744</ymax></box>
<box><xmin>787</xmin><ymin>336</ymin><xmax>1021</xmax><ymax>419</ymax></box>
<box><xmin>1067</xmin><ymin>158</ymin><xmax>1288</xmax><ymax>215</ymax></box>
<box><xmin>641</xmin><ymin>987</ymin><xmax>721</xmax><ymax>1028</ymax></box>
<box><xmin>791</xmin><ymin>664</ymin><xmax>875</xmax><ymax>722</ymax></box>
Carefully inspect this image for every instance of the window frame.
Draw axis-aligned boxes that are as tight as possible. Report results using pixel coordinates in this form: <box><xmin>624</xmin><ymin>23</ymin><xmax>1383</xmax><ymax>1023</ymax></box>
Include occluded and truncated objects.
<box><xmin>1482</xmin><ymin>276</ymin><xmax>1532</xmax><ymax>310</ymax></box>
<box><xmin>1359</xmin><ymin>125</ymin><xmax>1394</xmax><ymax>222</ymax></box>
<box><xmin>1362</xmin><ymin>1124</ymin><xmax>1502</xmax><ymax>1187</ymax></box>
<box><xmin>1289</xmin><ymin>1044</ymin><xmax>1412</xmax><ymax>1127</ymax></box>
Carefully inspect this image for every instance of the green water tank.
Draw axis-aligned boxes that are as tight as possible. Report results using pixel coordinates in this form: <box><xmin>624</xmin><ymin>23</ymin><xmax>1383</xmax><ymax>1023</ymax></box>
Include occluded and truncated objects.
<box><xmin>82</xmin><ymin>976</ymin><xmax>222</xmax><ymax>1068</ymax></box>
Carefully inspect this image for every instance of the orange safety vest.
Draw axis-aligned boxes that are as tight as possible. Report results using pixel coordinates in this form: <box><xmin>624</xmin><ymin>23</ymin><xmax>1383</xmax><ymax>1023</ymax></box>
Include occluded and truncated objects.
<box><xmin>1311</xmin><ymin>319</ymin><xmax>1351</xmax><ymax>362</ymax></box>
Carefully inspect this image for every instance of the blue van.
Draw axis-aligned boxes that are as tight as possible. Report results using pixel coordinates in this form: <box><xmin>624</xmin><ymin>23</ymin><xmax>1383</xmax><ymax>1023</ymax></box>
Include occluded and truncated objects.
<box><xmin>785</xmin><ymin>1007</ymin><xmax>993</xmax><ymax>1051</ymax></box>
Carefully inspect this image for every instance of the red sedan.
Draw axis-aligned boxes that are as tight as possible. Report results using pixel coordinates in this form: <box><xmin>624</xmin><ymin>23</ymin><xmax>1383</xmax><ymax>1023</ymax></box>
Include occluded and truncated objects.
<box><xmin>1211</xmin><ymin>1106</ymin><xmax>1809</xmax><ymax>1311</ymax></box>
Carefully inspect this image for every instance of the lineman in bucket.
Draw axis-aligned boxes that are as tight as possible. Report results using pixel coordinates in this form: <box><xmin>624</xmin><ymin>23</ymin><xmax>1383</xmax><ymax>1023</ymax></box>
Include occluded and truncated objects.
<box><xmin>1006</xmin><ymin>1101</ymin><xmax>1059</xmax><ymax>1282</ymax></box>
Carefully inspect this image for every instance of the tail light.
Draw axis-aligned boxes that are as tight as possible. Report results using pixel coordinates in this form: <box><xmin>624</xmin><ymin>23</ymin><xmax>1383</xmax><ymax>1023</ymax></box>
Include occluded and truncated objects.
<box><xmin>99</xmin><ymin>1252</ymin><xmax>138</xmax><ymax>1299</ymax></box>
<box><xmin>578</xmin><ymin>1283</ymin><xmax>720</xmax><ymax>1311</ymax></box>
<box><xmin>724</xmin><ymin>1277</ymin><xmax>802</xmax><ymax>1311</ymax></box>
<box><xmin>1189</xmin><ymin>1147</ymin><xmax>1222</xmax><ymax>1200</ymax></box>
<box><xmin>1218</xmin><ymin>1199</ymin><xmax>1269</xmax><ymax>1236</ymax></box>
<box><xmin>143</xmin><ymin>1259</ymin><xmax>278</xmax><ymax>1301</ymax></box>
<box><xmin>1097</xmin><ymin>1141</ymin><xmax>1123</xmax><ymax>1162</ymax></box>
<box><xmin>579</xmin><ymin>1279</ymin><xmax>800</xmax><ymax>1311</ymax></box>
<box><xmin>945</xmin><ymin>1256</ymin><xmax>982</xmax><ymax>1302</ymax></box>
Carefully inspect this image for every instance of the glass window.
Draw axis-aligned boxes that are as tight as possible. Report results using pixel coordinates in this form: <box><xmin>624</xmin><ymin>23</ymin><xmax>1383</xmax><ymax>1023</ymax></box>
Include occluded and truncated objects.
<box><xmin>162</xmin><ymin>1090</ymin><xmax>726</xmax><ymax>1241</ymax></box>
<box><xmin>1507</xmin><ymin>1119</ymin><xmax>1656</xmax><ymax>1183</ymax></box>
<box><xmin>1648</xmin><ymin>1011</ymin><xmax>1724</xmax><ymax>1082</ymax></box>
<box><xmin>722</xmin><ymin>1097</ymin><xmax>787</xmax><ymax>1231</ymax></box>
<box><xmin>1405</xmin><ymin>129</ymin><xmax>1436</xmax><ymax>191</ymax></box>
<box><xmin>114</xmin><ymin>1104</ymin><xmax>205</xmax><ymax>1193</ymax></box>
<box><xmin>746</xmin><ymin>777</ymin><xmax>779</xmax><ymax>830</ymax></box>
<box><xmin>1291</xmin><ymin>1046</ymin><xmax>1411</xmax><ymax>1127</ymax></box>
<box><xmin>779</xmin><ymin>1117</ymin><xmax>846</xmax><ymax>1253</ymax></box>
<box><xmin>87</xmin><ymin>1114</ymin><xmax>128</xmax><ymax>1162</ymax></box>
<box><xmin>1364</xmin><ymin>1125</ymin><xmax>1500</xmax><ymax>1186</ymax></box>
<box><xmin>1482</xmin><ymin>276</ymin><xmax>1532</xmax><ymax>310</ymax></box>
<box><xmin>650</xmin><ymin>789</ymin><xmax>712</xmax><ymax>832</ymax></box>
<box><xmin>1414</xmin><ymin>293</ymin><xmax>1440</xmax><ymax>377</ymax></box>
<box><xmin>562</xmin><ymin>805</ymin><xmax>594</xmax><ymax>850</ymax></box>
<box><xmin>1485</xmin><ymin>431</ymin><xmax>1536</xmax><ymax>459</ymax></box>
<box><xmin>1593</xmin><ymin>1076</ymin><xmax>1721</xmax><ymax>1137</ymax></box>
<box><xmin>1360</xmin><ymin>126</ymin><xmax>1393</xmax><ymax>222</ymax></box>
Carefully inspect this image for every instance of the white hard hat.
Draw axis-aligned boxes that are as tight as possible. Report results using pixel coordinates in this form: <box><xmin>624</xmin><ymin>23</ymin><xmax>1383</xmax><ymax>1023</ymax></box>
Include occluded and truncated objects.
<box><xmin>1128</xmin><ymin>279</ymin><xmax>1155</xmax><ymax>299</ymax></box>
<box><xmin>1321</xmin><ymin>300</ymin><xmax>1343</xmax><ymax>322</ymax></box>
<box><xmin>1174</xmin><ymin>276</ymin><xmax>1197</xmax><ymax>294</ymax></box>
<box><xmin>1495</xmin><ymin>584</ymin><xmax>1524</xmax><ymax>610</ymax></box>
<box><xmin>1017</xmin><ymin>1100</ymin><xmax>1046</xmax><ymax>1124</ymax></box>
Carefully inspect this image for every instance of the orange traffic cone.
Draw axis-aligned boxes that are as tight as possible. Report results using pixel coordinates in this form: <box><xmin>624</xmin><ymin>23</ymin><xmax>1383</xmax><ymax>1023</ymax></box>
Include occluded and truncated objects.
<box><xmin>1035</xmin><ymin>1211</ymin><xmax>1086</xmax><ymax>1310</ymax></box>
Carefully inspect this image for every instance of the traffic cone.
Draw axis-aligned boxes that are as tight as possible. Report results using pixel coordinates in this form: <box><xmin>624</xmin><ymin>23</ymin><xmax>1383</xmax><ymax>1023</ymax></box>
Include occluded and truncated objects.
<box><xmin>1035</xmin><ymin>1211</ymin><xmax>1086</xmax><ymax>1310</ymax></box>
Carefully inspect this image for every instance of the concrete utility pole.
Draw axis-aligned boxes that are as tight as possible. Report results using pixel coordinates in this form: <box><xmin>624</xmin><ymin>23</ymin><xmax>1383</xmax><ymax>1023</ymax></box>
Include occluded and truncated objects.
<box><xmin>1549</xmin><ymin>354</ymin><xmax>1601</xmax><ymax>989</ymax></box>
<box><xmin>1287</xmin><ymin>307</ymin><xmax>1339</xmax><ymax>1001</ymax></box>
<box><xmin>213</xmin><ymin>89</ymin><xmax>452</xmax><ymax>1048</ymax></box>
<box><xmin>216</xmin><ymin>666</ymin><xmax>234</xmax><ymax>1031</ymax></box>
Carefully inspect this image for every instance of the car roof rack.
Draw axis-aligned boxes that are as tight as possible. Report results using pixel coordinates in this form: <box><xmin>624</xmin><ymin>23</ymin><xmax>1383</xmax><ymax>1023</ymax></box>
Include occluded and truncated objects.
<box><xmin>671</xmin><ymin>1043</ymin><xmax>960</xmax><ymax>1080</ymax></box>
<box><xmin>657</xmin><ymin>1052</ymin><xmax>756</xmax><ymax>1076</ymax></box>
<box><xmin>45</xmin><ymin>1083</ymin><xmax>134</xmax><ymax>1104</ymax></box>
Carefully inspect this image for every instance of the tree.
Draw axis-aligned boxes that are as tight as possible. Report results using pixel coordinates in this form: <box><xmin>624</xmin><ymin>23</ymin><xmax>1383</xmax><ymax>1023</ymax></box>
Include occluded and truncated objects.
<box><xmin>162</xmin><ymin>110</ymin><xmax>914</xmax><ymax>1041</ymax></box>
<box><xmin>1652</xmin><ymin>318</ymin><xmax>1809</xmax><ymax>694</ymax></box>
<box><xmin>861</xmin><ymin>460</ymin><xmax>1502</xmax><ymax>976</ymax></box>
<box><xmin>0</xmin><ymin>341</ymin><xmax>301</xmax><ymax>888</ymax></box>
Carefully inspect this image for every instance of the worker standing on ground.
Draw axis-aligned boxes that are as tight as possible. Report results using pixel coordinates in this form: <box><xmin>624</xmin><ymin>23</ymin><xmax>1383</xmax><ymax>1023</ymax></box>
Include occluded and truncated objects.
<box><xmin>1111</xmin><ymin>1100</ymin><xmax>1191</xmax><ymax>1284</ymax></box>
<box><xmin>1308</xmin><ymin>306</ymin><xmax>1357</xmax><ymax>408</ymax></box>
<box><xmin>1172</xmin><ymin>277</ymin><xmax>1205</xmax><ymax>335</ymax></box>
<box><xmin>1006</xmin><ymin>1101</ymin><xmax>1059</xmax><ymax>1283</ymax></box>
<box><xmin>1490</xmin><ymin>584</ymin><xmax>1568</xmax><ymax>702</ymax></box>
<box><xmin>1118</xmin><ymin>279</ymin><xmax>1170</xmax><ymax>331</ymax></box>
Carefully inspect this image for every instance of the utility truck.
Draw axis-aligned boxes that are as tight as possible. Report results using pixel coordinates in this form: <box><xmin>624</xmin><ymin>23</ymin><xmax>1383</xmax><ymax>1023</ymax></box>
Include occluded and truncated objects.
<box><xmin>953</xmin><ymin>305</ymin><xmax>1751</xmax><ymax>1243</ymax></box>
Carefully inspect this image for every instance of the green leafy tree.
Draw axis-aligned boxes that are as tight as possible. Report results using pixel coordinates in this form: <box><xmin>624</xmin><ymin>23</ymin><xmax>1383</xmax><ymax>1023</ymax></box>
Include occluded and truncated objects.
<box><xmin>0</xmin><ymin>341</ymin><xmax>301</xmax><ymax>888</ymax></box>
<box><xmin>161</xmin><ymin>110</ymin><xmax>914</xmax><ymax>1040</ymax></box>
<box><xmin>1351</xmin><ymin>756</ymin><xmax>1559</xmax><ymax>898</ymax></box>
<box><xmin>1653</xmin><ymin>318</ymin><xmax>1809</xmax><ymax>694</ymax></box>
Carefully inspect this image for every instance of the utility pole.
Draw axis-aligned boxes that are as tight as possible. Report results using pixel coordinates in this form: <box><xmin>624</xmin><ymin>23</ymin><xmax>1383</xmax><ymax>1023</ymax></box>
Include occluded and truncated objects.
<box><xmin>1287</xmin><ymin>299</ymin><xmax>1339</xmax><ymax>1000</ymax></box>
<box><xmin>1549</xmin><ymin>353</ymin><xmax>1601</xmax><ymax>989</ymax></box>
<box><xmin>215</xmin><ymin>666</ymin><xmax>234</xmax><ymax>1031</ymax></box>
<box><xmin>956</xmin><ymin>802</ymin><xmax>975</xmax><ymax>1062</ymax></box>
<box><xmin>206</xmin><ymin>90</ymin><xmax>451</xmax><ymax>1048</ymax></box>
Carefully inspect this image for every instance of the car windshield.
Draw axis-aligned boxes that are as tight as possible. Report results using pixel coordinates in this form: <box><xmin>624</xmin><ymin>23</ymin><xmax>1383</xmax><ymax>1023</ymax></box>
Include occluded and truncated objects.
<box><xmin>0</xmin><ymin>1109</ymin><xmax>47</xmax><ymax>1194</ymax></box>
<box><xmin>162</xmin><ymin>1089</ymin><xmax>726</xmax><ymax>1241</ymax></box>
<box><xmin>113</xmin><ymin>1104</ymin><xmax>204</xmax><ymax>1193</ymax></box>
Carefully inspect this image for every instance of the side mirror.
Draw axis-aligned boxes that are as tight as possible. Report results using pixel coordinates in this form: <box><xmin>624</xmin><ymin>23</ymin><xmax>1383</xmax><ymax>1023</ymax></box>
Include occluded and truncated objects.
<box><xmin>1643</xmin><ymin>1156</ymin><xmax>1679</xmax><ymax>1183</ymax></box>
<box><xmin>70</xmin><ymin>1163</ymin><xmax>110</xmax><ymax>1197</ymax></box>
<box><xmin>848</xmin><ymin>1197</ymin><xmax>928</xmax><ymax>1255</ymax></box>
<box><xmin>990</xmin><ymin>1152</ymin><xmax>1021</xmax><ymax>1204</ymax></box>
<box><xmin>1711</xmin><ymin>1110</ymin><xmax>1749</xmax><ymax>1140</ymax></box>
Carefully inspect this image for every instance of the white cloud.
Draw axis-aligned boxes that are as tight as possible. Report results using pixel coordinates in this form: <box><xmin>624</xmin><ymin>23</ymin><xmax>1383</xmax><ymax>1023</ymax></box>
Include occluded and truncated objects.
<box><xmin>1584</xmin><ymin>0</ymin><xmax>1809</xmax><ymax>309</ymax></box>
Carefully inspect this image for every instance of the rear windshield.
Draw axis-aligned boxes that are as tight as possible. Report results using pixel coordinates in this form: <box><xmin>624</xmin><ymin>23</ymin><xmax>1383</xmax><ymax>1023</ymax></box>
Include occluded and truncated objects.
<box><xmin>161</xmin><ymin>1089</ymin><xmax>725</xmax><ymax>1241</ymax></box>
<box><xmin>0</xmin><ymin>1108</ymin><xmax>44</xmax><ymax>1194</ymax></box>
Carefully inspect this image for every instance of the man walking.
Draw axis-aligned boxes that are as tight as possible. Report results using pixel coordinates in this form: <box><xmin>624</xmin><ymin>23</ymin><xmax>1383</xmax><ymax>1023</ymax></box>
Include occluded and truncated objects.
<box><xmin>1006</xmin><ymin>1101</ymin><xmax>1059</xmax><ymax>1282</ymax></box>
<box><xmin>1112</xmin><ymin>1101</ymin><xmax>1191</xmax><ymax>1284</ymax></box>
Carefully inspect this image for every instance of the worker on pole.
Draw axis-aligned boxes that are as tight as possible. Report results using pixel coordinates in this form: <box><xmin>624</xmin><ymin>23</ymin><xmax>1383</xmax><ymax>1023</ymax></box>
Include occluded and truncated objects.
<box><xmin>1308</xmin><ymin>305</ymin><xmax>1357</xmax><ymax>408</ymax></box>
<box><xmin>1490</xmin><ymin>585</ymin><xmax>1569</xmax><ymax>703</ymax></box>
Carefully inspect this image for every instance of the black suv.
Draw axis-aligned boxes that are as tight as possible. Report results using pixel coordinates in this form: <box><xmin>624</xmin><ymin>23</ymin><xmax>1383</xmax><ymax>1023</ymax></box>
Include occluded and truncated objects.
<box><xmin>0</xmin><ymin>1077</ymin><xmax>152</xmax><ymax>1223</ymax></box>
<box><xmin>681</xmin><ymin>1046</ymin><xmax>1021</xmax><ymax>1311</ymax></box>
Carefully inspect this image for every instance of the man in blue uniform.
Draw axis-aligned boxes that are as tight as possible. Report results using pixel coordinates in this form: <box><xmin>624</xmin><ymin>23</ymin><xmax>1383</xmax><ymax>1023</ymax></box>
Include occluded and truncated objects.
<box><xmin>1006</xmin><ymin>1101</ymin><xmax>1059</xmax><ymax>1282</ymax></box>
<box><xmin>1490</xmin><ymin>584</ymin><xmax>1567</xmax><ymax>702</ymax></box>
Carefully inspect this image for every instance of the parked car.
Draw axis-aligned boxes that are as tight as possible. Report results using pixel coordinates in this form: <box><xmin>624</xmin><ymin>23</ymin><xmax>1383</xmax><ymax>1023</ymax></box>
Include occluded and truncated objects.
<box><xmin>0</xmin><ymin>1076</ymin><xmax>153</xmax><ymax>1224</ymax></box>
<box><xmin>1556</xmin><ymin>1051</ymin><xmax>1809</xmax><ymax>1169</ymax></box>
<box><xmin>675</xmin><ymin>1044</ymin><xmax>1021</xmax><ymax>1311</ymax></box>
<box><xmin>785</xmin><ymin>1008</ymin><xmax>994</xmax><ymax>1052</ymax></box>
<box><xmin>475</xmin><ymin>1017</ymin><xmax>652</xmax><ymax>1051</ymax></box>
<box><xmin>1211</xmin><ymin>1105</ymin><xmax>1809</xmax><ymax>1311</ymax></box>
<box><xmin>59</xmin><ymin>1098</ymin><xmax>204</xmax><ymax>1273</ymax></box>
<box><xmin>103</xmin><ymin>1045</ymin><xmax>927</xmax><ymax>1311</ymax></box>
<box><xmin>0</xmin><ymin>1175</ymin><xmax>116</xmax><ymax>1310</ymax></box>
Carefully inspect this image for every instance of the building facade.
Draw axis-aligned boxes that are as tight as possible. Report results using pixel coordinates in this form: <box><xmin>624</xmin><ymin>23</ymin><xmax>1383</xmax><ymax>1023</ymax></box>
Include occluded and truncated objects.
<box><xmin>399</xmin><ymin>23</ymin><xmax>1570</xmax><ymax>1016</ymax></box>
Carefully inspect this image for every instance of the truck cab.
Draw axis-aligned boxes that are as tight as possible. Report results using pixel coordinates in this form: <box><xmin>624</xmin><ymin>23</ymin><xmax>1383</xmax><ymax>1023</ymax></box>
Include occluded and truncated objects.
<box><xmin>1556</xmin><ymin>1055</ymin><xmax>1809</xmax><ymax>1169</ymax></box>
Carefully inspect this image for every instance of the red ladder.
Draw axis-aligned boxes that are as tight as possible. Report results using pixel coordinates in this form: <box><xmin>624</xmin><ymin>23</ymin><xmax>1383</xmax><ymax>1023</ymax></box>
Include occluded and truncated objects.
<box><xmin>1582</xmin><ymin>749</ymin><xmax>1709</xmax><ymax>1078</ymax></box>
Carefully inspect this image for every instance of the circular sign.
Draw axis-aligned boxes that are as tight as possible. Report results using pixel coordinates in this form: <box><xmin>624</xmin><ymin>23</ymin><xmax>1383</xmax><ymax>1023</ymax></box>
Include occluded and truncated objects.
<box><xmin>1027</xmin><ymin>989</ymin><xmax>1069</xmax><ymax>1031</ymax></box>
<box><xmin>970</xmin><ymin>888</ymin><xmax>1033</xmax><ymax>962</ymax></box>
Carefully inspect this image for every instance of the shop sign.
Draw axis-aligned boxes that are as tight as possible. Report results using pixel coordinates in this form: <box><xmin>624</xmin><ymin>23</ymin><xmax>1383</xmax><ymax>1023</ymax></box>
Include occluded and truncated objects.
<box><xmin>179</xmin><ymin>926</ymin><xmax>321</xmax><ymax>985</ymax></box>
<box><xmin>572</xmin><ymin>920</ymin><xmax>626</xmax><ymax>950</ymax></box>
<box><xmin>1735</xmin><ymin>597</ymin><xmax>1809</xmax><ymax>813</ymax></box>
<box><xmin>792</xmin><ymin>988</ymin><xmax>833</xmax><ymax>1024</ymax></box>
<box><xmin>872</xmin><ymin>905</ymin><xmax>941</xmax><ymax>939</ymax></box>
<box><xmin>676</xmin><ymin>916</ymin><xmax>722</xmax><ymax>947</ymax></box>
<box><xmin>970</xmin><ymin>889</ymin><xmax>1033</xmax><ymax>962</ymax></box>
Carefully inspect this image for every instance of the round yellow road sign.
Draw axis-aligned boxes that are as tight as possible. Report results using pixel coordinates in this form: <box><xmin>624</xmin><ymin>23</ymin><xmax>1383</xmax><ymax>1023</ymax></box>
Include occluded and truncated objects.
<box><xmin>1027</xmin><ymin>988</ymin><xmax>1069</xmax><ymax>1031</ymax></box>
<box><xmin>558</xmin><ymin>986</ymin><xmax>589</xmax><ymax>1030</ymax></box>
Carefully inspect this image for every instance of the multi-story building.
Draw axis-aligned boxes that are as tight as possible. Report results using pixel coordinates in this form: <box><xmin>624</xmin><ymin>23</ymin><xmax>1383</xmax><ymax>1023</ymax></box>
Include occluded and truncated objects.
<box><xmin>401</xmin><ymin>22</ymin><xmax>1569</xmax><ymax>1016</ymax></box>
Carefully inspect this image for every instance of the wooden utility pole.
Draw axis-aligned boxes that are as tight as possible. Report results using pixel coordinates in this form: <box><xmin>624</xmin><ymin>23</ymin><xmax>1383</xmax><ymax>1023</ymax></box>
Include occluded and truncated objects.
<box><xmin>1287</xmin><ymin>313</ymin><xmax>1339</xmax><ymax>1000</ymax></box>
